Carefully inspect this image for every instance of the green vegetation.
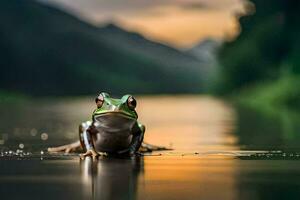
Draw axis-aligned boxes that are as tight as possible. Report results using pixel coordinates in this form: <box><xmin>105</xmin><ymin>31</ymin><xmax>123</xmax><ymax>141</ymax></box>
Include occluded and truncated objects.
<box><xmin>0</xmin><ymin>90</ymin><xmax>29</xmax><ymax>103</ymax></box>
<box><xmin>0</xmin><ymin>0</ymin><xmax>205</xmax><ymax>96</ymax></box>
<box><xmin>217</xmin><ymin>0</ymin><xmax>300</xmax><ymax>109</ymax></box>
<box><xmin>238</xmin><ymin>74</ymin><xmax>300</xmax><ymax>112</ymax></box>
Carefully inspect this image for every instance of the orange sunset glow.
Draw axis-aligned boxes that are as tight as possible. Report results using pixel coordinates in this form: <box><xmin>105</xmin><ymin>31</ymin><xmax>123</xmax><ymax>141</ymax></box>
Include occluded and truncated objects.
<box><xmin>118</xmin><ymin>7</ymin><xmax>242</xmax><ymax>48</ymax></box>
<box><xmin>40</xmin><ymin>0</ymin><xmax>247</xmax><ymax>48</ymax></box>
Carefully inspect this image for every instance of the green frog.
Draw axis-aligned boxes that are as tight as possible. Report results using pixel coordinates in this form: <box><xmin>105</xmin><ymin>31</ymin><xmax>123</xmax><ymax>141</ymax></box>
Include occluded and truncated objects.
<box><xmin>48</xmin><ymin>92</ymin><xmax>146</xmax><ymax>159</ymax></box>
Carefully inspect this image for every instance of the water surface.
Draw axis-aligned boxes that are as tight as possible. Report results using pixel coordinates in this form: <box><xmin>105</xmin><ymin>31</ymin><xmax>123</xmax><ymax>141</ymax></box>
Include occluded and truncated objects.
<box><xmin>0</xmin><ymin>96</ymin><xmax>299</xmax><ymax>200</ymax></box>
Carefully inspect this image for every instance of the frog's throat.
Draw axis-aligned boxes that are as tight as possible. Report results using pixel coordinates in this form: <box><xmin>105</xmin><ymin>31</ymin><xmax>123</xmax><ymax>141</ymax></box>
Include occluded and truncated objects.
<box><xmin>93</xmin><ymin>111</ymin><xmax>136</xmax><ymax>120</ymax></box>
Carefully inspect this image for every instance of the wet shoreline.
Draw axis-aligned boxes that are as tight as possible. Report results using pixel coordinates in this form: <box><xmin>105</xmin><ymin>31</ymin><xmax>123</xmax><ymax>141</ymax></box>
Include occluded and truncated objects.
<box><xmin>1</xmin><ymin>153</ymin><xmax>300</xmax><ymax>200</ymax></box>
<box><xmin>1</xmin><ymin>96</ymin><xmax>300</xmax><ymax>199</ymax></box>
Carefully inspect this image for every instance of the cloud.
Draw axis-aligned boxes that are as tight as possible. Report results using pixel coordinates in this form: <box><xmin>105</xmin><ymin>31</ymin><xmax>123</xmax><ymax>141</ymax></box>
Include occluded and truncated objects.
<box><xmin>38</xmin><ymin>0</ymin><xmax>245</xmax><ymax>48</ymax></box>
<box><xmin>179</xmin><ymin>2</ymin><xmax>213</xmax><ymax>11</ymax></box>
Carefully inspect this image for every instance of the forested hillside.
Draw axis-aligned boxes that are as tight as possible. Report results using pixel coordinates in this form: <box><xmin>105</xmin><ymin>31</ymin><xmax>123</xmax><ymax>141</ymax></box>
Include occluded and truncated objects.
<box><xmin>0</xmin><ymin>0</ymin><xmax>206</xmax><ymax>96</ymax></box>
<box><xmin>217</xmin><ymin>0</ymin><xmax>300</xmax><ymax>108</ymax></box>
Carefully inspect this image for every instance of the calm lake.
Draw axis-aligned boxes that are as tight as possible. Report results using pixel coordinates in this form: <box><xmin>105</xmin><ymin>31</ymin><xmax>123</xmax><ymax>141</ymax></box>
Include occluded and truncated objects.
<box><xmin>0</xmin><ymin>95</ymin><xmax>300</xmax><ymax>200</ymax></box>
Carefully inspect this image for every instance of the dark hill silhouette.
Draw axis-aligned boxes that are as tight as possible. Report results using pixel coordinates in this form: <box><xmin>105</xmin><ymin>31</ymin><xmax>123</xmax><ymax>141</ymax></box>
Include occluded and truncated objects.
<box><xmin>0</xmin><ymin>0</ymin><xmax>207</xmax><ymax>96</ymax></box>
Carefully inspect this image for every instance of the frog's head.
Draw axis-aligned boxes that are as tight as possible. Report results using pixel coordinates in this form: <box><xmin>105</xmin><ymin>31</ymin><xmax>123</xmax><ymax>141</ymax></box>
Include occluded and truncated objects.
<box><xmin>92</xmin><ymin>92</ymin><xmax>138</xmax><ymax>120</ymax></box>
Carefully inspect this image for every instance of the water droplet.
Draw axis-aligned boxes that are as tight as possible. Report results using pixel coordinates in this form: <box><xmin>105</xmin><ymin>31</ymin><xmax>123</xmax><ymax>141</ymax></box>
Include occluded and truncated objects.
<box><xmin>30</xmin><ymin>128</ymin><xmax>38</xmax><ymax>136</ymax></box>
<box><xmin>19</xmin><ymin>143</ymin><xmax>24</xmax><ymax>149</ymax></box>
<box><xmin>41</xmin><ymin>133</ymin><xmax>48</xmax><ymax>141</ymax></box>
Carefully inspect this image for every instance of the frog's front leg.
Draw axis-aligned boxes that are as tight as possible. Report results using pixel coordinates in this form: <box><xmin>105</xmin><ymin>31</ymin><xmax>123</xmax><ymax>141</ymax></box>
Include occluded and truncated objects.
<box><xmin>79</xmin><ymin>121</ymin><xmax>106</xmax><ymax>159</ymax></box>
<box><xmin>129</xmin><ymin>123</ymin><xmax>145</xmax><ymax>155</ymax></box>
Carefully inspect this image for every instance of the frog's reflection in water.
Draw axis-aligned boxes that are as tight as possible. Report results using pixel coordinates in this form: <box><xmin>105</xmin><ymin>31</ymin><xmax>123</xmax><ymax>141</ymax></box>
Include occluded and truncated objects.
<box><xmin>80</xmin><ymin>156</ymin><xmax>143</xmax><ymax>200</ymax></box>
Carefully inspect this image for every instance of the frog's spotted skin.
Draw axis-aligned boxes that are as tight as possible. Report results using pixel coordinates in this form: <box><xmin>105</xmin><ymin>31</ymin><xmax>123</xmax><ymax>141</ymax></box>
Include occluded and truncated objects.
<box><xmin>48</xmin><ymin>92</ymin><xmax>145</xmax><ymax>158</ymax></box>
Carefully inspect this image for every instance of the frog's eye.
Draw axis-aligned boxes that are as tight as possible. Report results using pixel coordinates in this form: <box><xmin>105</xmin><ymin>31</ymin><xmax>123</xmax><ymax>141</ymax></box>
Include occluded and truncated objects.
<box><xmin>95</xmin><ymin>93</ymin><xmax>104</xmax><ymax>108</ymax></box>
<box><xmin>101</xmin><ymin>92</ymin><xmax>110</xmax><ymax>98</ymax></box>
<box><xmin>127</xmin><ymin>96</ymin><xmax>137</xmax><ymax>110</ymax></box>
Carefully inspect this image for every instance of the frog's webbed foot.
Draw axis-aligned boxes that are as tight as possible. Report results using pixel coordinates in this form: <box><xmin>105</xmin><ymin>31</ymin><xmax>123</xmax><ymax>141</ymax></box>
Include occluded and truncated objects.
<box><xmin>48</xmin><ymin>141</ymin><xmax>81</xmax><ymax>153</ymax></box>
<box><xmin>139</xmin><ymin>142</ymin><xmax>172</xmax><ymax>153</ymax></box>
<box><xmin>80</xmin><ymin>149</ymin><xmax>107</xmax><ymax>160</ymax></box>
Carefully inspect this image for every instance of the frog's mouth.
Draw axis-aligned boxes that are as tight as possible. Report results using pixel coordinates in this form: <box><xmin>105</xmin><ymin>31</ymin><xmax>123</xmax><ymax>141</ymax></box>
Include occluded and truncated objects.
<box><xmin>93</xmin><ymin>112</ymin><xmax>136</xmax><ymax>131</ymax></box>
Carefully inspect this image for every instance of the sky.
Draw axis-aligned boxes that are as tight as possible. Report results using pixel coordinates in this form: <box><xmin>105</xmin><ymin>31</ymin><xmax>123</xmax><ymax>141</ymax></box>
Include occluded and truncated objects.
<box><xmin>40</xmin><ymin>0</ymin><xmax>248</xmax><ymax>49</ymax></box>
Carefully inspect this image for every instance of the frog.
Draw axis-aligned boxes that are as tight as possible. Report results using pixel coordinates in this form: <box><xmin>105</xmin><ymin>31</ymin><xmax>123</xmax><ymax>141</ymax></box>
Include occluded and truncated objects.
<box><xmin>48</xmin><ymin>92</ymin><xmax>147</xmax><ymax>159</ymax></box>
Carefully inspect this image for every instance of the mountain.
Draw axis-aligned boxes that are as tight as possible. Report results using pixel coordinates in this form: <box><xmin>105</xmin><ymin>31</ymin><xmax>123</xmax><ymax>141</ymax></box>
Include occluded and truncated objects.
<box><xmin>186</xmin><ymin>39</ymin><xmax>221</xmax><ymax>64</ymax></box>
<box><xmin>98</xmin><ymin>24</ymin><xmax>208</xmax><ymax>73</ymax></box>
<box><xmin>0</xmin><ymin>0</ymin><xmax>207</xmax><ymax>96</ymax></box>
<box><xmin>185</xmin><ymin>39</ymin><xmax>221</xmax><ymax>86</ymax></box>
